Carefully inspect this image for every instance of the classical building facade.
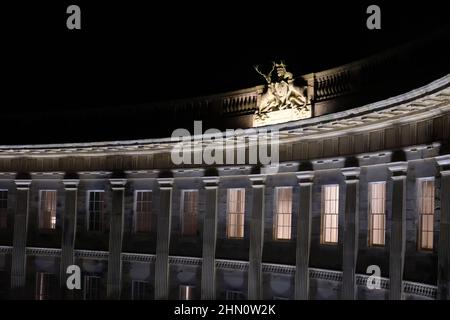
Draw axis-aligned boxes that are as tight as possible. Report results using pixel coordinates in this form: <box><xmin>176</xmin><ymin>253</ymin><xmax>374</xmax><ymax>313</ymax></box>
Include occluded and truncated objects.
<box><xmin>0</xmin><ymin>36</ymin><xmax>450</xmax><ymax>300</ymax></box>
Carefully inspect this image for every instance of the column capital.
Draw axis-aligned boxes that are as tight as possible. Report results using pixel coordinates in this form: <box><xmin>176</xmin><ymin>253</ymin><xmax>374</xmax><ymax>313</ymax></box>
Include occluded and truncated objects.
<box><xmin>157</xmin><ymin>178</ymin><xmax>173</xmax><ymax>190</ymax></box>
<box><xmin>14</xmin><ymin>180</ymin><xmax>31</xmax><ymax>190</ymax></box>
<box><xmin>249</xmin><ymin>175</ymin><xmax>266</xmax><ymax>188</ymax></box>
<box><xmin>341</xmin><ymin>168</ymin><xmax>360</xmax><ymax>183</ymax></box>
<box><xmin>63</xmin><ymin>179</ymin><xmax>80</xmax><ymax>190</ymax></box>
<box><xmin>436</xmin><ymin>155</ymin><xmax>450</xmax><ymax>175</ymax></box>
<box><xmin>296</xmin><ymin>172</ymin><xmax>314</xmax><ymax>185</ymax></box>
<box><xmin>202</xmin><ymin>177</ymin><xmax>219</xmax><ymax>189</ymax></box>
<box><xmin>109</xmin><ymin>178</ymin><xmax>127</xmax><ymax>190</ymax></box>
<box><xmin>388</xmin><ymin>163</ymin><xmax>407</xmax><ymax>180</ymax></box>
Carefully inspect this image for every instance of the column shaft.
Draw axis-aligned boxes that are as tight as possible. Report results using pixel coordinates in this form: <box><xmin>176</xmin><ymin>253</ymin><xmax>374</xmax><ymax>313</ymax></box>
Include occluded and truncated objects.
<box><xmin>60</xmin><ymin>180</ymin><xmax>79</xmax><ymax>298</ymax></box>
<box><xmin>11</xmin><ymin>180</ymin><xmax>31</xmax><ymax>295</ymax></box>
<box><xmin>248</xmin><ymin>177</ymin><xmax>265</xmax><ymax>300</ymax></box>
<box><xmin>107</xmin><ymin>179</ymin><xmax>126</xmax><ymax>299</ymax></box>
<box><xmin>389</xmin><ymin>173</ymin><xmax>406</xmax><ymax>300</ymax></box>
<box><xmin>295</xmin><ymin>174</ymin><xmax>313</xmax><ymax>300</ymax></box>
<box><xmin>201</xmin><ymin>178</ymin><xmax>219</xmax><ymax>299</ymax></box>
<box><xmin>438</xmin><ymin>172</ymin><xmax>450</xmax><ymax>299</ymax></box>
<box><xmin>154</xmin><ymin>179</ymin><xmax>173</xmax><ymax>300</ymax></box>
<box><xmin>342</xmin><ymin>175</ymin><xmax>359</xmax><ymax>300</ymax></box>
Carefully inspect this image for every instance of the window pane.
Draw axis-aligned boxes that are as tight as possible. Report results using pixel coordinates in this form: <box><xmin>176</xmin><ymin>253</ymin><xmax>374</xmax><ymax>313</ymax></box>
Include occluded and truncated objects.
<box><xmin>181</xmin><ymin>190</ymin><xmax>198</xmax><ymax>236</ymax></box>
<box><xmin>39</xmin><ymin>191</ymin><xmax>57</xmax><ymax>229</ymax></box>
<box><xmin>0</xmin><ymin>190</ymin><xmax>8</xmax><ymax>229</ymax></box>
<box><xmin>88</xmin><ymin>191</ymin><xmax>104</xmax><ymax>231</ymax></box>
<box><xmin>418</xmin><ymin>180</ymin><xmax>434</xmax><ymax>250</ymax></box>
<box><xmin>274</xmin><ymin>187</ymin><xmax>292</xmax><ymax>240</ymax></box>
<box><xmin>134</xmin><ymin>191</ymin><xmax>153</xmax><ymax>233</ymax></box>
<box><xmin>179</xmin><ymin>285</ymin><xmax>194</xmax><ymax>300</ymax></box>
<box><xmin>321</xmin><ymin>185</ymin><xmax>339</xmax><ymax>244</ymax></box>
<box><xmin>368</xmin><ymin>182</ymin><xmax>386</xmax><ymax>246</ymax></box>
<box><xmin>227</xmin><ymin>189</ymin><xmax>245</xmax><ymax>239</ymax></box>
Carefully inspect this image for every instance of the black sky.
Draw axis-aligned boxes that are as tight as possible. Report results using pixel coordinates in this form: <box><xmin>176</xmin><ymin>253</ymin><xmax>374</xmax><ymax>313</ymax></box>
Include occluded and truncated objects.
<box><xmin>3</xmin><ymin>1</ymin><xmax>450</xmax><ymax>112</ymax></box>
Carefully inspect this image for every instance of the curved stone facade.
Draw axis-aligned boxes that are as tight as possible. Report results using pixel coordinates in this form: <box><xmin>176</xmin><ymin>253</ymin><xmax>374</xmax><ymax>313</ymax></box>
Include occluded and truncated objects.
<box><xmin>0</xmin><ymin>68</ymin><xmax>449</xmax><ymax>300</ymax></box>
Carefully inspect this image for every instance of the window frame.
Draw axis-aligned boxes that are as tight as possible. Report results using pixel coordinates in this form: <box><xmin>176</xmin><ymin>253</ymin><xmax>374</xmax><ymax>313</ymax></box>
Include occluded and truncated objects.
<box><xmin>368</xmin><ymin>181</ymin><xmax>387</xmax><ymax>247</ymax></box>
<box><xmin>417</xmin><ymin>177</ymin><xmax>435</xmax><ymax>251</ymax></box>
<box><xmin>180</xmin><ymin>189</ymin><xmax>199</xmax><ymax>236</ymax></box>
<box><xmin>225</xmin><ymin>290</ymin><xmax>246</xmax><ymax>300</ymax></box>
<box><xmin>38</xmin><ymin>190</ymin><xmax>58</xmax><ymax>230</ymax></box>
<box><xmin>84</xmin><ymin>275</ymin><xmax>101</xmax><ymax>300</ymax></box>
<box><xmin>0</xmin><ymin>189</ymin><xmax>8</xmax><ymax>229</ymax></box>
<box><xmin>179</xmin><ymin>285</ymin><xmax>195</xmax><ymax>300</ymax></box>
<box><xmin>86</xmin><ymin>190</ymin><xmax>105</xmax><ymax>232</ymax></box>
<box><xmin>131</xmin><ymin>280</ymin><xmax>149</xmax><ymax>300</ymax></box>
<box><xmin>273</xmin><ymin>186</ymin><xmax>293</xmax><ymax>241</ymax></box>
<box><xmin>320</xmin><ymin>184</ymin><xmax>340</xmax><ymax>245</ymax></box>
<box><xmin>226</xmin><ymin>188</ymin><xmax>246</xmax><ymax>239</ymax></box>
<box><xmin>133</xmin><ymin>190</ymin><xmax>154</xmax><ymax>233</ymax></box>
<box><xmin>35</xmin><ymin>272</ymin><xmax>54</xmax><ymax>300</ymax></box>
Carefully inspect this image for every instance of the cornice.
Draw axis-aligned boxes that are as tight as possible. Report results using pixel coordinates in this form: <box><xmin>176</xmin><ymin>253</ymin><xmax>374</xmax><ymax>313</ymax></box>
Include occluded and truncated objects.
<box><xmin>0</xmin><ymin>76</ymin><xmax>447</xmax><ymax>157</ymax></box>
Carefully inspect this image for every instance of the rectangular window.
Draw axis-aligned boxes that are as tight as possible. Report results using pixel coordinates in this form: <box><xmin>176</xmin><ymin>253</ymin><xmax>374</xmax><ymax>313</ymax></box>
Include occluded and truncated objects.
<box><xmin>39</xmin><ymin>190</ymin><xmax>57</xmax><ymax>229</ymax></box>
<box><xmin>418</xmin><ymin>179</ymin><xmax>435</xmax><ymax>250</ymax></box>
<box><xmin>84</xmin><ymin>275</ymin><xmax>100</xmax><ymax>300</ymax></box>
<box><xmin>131</xmin><ymin>280</ymin><xmax>149</xmax><ymax>300</ymax></box>
<box><xmin>134</xmin><ymin>191</ymin><xmax>154</xmax><ymax>233</ymax></box>
<box><xmin>227</xmin><ymin>188</ymin><xmax>245</xmax><ymax>239</ymax></box>
<box><xmin>368</xmin><ymin>182</ymin><xmax>386</xmax><ymax>246</ymax></box>
<box><xmin>274</xmin><ymin>187</ymin><xmax>293</xmax><ymax>240</ymax></box>
<box><xmin>226</xmin><ymin>290</ymin><xmax>246</xmax><ymax>300</ymax></box>
<box><xmin>88</xmin><ymin>191</ymin><xmax>104</xmax><ymax>231</ymax></box>
<box><xmin>35</xmin><ymin>272</ymin><xmax>54</xmax><ymax>300</ymax></box>
<box><xmin>0</xmin><ymin>190</ymin><xmax>7</xmax><ymax>229</ymax></box>
<box><xmin>181</xmin><ymin>190</ymin><xmax>198</xmax><ymax>236</ymax></box>
<box><xmin>321</xmin><ymin>184</ymin><xmax>339</xmax><ymax>244</ymax></box>
<box><xmin>179</xmin><ymin>285</ymin><xmax>194</xmax><ymax>300</ymax></box>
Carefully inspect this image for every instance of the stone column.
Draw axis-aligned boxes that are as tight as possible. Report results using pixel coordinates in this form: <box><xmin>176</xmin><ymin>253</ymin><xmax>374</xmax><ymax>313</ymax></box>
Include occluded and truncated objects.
<box><xmin>248</xmin><ymin>175</ymin><xmax>266</xmax><ymax>300</ymax></box>
<box><xmin>341</xmin><ymin>168</ymin><xmax>360</xmax><ymax>300</ymax></box>
<box><xmin>107</xmin><ymin>179</ymin><xmax>127</xmax><ymax>299</ymax></box>
<box><xmin>60</xmin><ymin>179</ymin><xmax>79</xmax><ymax>297</ymax></box>
<box><xmin>295</xmin><ymin>172</ymin><xmax>313</xmax><ymax>300</ymax></box>
<box><xmin>201</xmin><ymin>177</ymin><xmax>219</xmax><ymax>300</ymax></box>
<box><xmin>10</xmin><ymin>179</ymin><xmax>31</xmax><ymax>293</ymax></box>
<box><xmin>154</xmin><ymin>178</ymin><xmax>173</xmax><ymax>300</ymax></box>
<box><xmin>388</xmin><ymin>165</ymin><xmax>407</xmax><ymax>300</ymax></box>
<box><xmin>437</xmin><ymin>158</ymin><xmax>450</xmax><ymax>300</ymax></box>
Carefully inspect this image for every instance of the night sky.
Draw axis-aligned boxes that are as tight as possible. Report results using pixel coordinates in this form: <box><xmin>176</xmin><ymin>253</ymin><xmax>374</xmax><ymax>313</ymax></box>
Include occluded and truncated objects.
<box><xmin>3</xmin><ymin>1</ymin><xmax>450</xmax><ymax>112</ymax></box>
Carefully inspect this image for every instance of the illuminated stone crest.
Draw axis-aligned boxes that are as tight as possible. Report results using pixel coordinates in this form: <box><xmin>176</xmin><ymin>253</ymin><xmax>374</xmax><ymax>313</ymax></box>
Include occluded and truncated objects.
<box><xmin>253</xmin><ymin>61</ymin><xmax>311</xmax><ymax>126</ymax></box>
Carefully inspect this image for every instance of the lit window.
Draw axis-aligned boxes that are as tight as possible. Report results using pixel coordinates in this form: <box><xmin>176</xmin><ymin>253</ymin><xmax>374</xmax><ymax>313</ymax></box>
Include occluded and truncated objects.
<box><xmin>134</xmin><ymin>191</ymin><xmax>154</xmax><ymax>233</ymax></box>
<box><xmin>274</xmin><ymin>187</ymin><xmax>293</xmax><ymax>240</ymax></box>
<box><xmin>181</xmin><ymin>190</ymin><xmax>198</xmax><ymax>236</ymax></box>
<box><xmin>321</xmin><ymin>184</ymin><xmax>339</xmax><ymax>244</ymax></box>
<box><xmin>35</xmin><ymin>272</ymin><xmax>54</xmax><ymax>300</ymax></box>
<box><xmin>39</xmin><ymin>190</ymin><xmax>57</xmax><ymax>229</ymax></box>
<box><xmin>226</xmin><ymin>290</ymin><xmax>246</xmax><ymax>300</ymax></box>
<box><xmin>418</xmin><ymin>179</ymin><xmax>435</xmax><ymax>250</ymax></box>
<box><xmin>131</xmin><ymin>280</ymin><xmax>149</xmax><ymax>300</ymax></box>
<box><xmin>227</xmin><ymin>188</ymin><xmax>245</xmax><ymax>239</ymax></box>
<box><xmin>179</xmin><ymin>285</ymin><xmax>194</xmax><ymax>300</ymax></box>
<box><xmin>0</xmin><ymin>190</ymin><xmax>7</xmax><ymax>229</ymax></box>
<box><xmin>88</xmin><ymin>191</ymin><xmax>104</xmax><ymax>231</ymax></box>
<box><xmin>368</xmin><ymin>182</ymin><xmax>386</xmax><ymax>246</ymax></box>
<box><xmin>84</xmin><ymin>275</ymin><xmax>100</xmax><ymax>300</ymax></box>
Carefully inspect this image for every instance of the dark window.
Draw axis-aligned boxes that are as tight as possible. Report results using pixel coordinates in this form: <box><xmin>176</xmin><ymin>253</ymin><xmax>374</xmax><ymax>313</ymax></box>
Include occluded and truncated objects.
<box><xmin>35</xmin><ymin>272</ymin><xmax>55</xmax><ymax>300</ymax></box>
<box><xmin>132</xmin><ymin>280</ymin><xmax>150</xmax><ymax>300</ymax></box>
<box><xmin>134</xmin><ymin>191</ymin><xmax>154</xmax><ymax>233</ymax></box>
<box><xmin>181</xmin><ymin>190</ymin><xmax>198</xmax><ymax>236</ymax></box>
<box><xmin>84</xmin><ymin>275</ymin><xmax>100</xmax><ymax>300</ymax></box>
<box><xmin>88</xmin><ymin>191</ymin><xmax>104</xmax><ymax>231</ymax></box>
<box><xmin>0</xmin><ymin>190</ymin><xmax>7</xmax><ymax>229</ymax></box>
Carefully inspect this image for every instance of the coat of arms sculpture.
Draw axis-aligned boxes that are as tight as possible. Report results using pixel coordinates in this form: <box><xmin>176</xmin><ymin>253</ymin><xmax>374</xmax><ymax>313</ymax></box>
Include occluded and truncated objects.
<box><xmin>253</xmin><ymin>61</ymin><xmax>311</xmax><ymax>126</ymax></box>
